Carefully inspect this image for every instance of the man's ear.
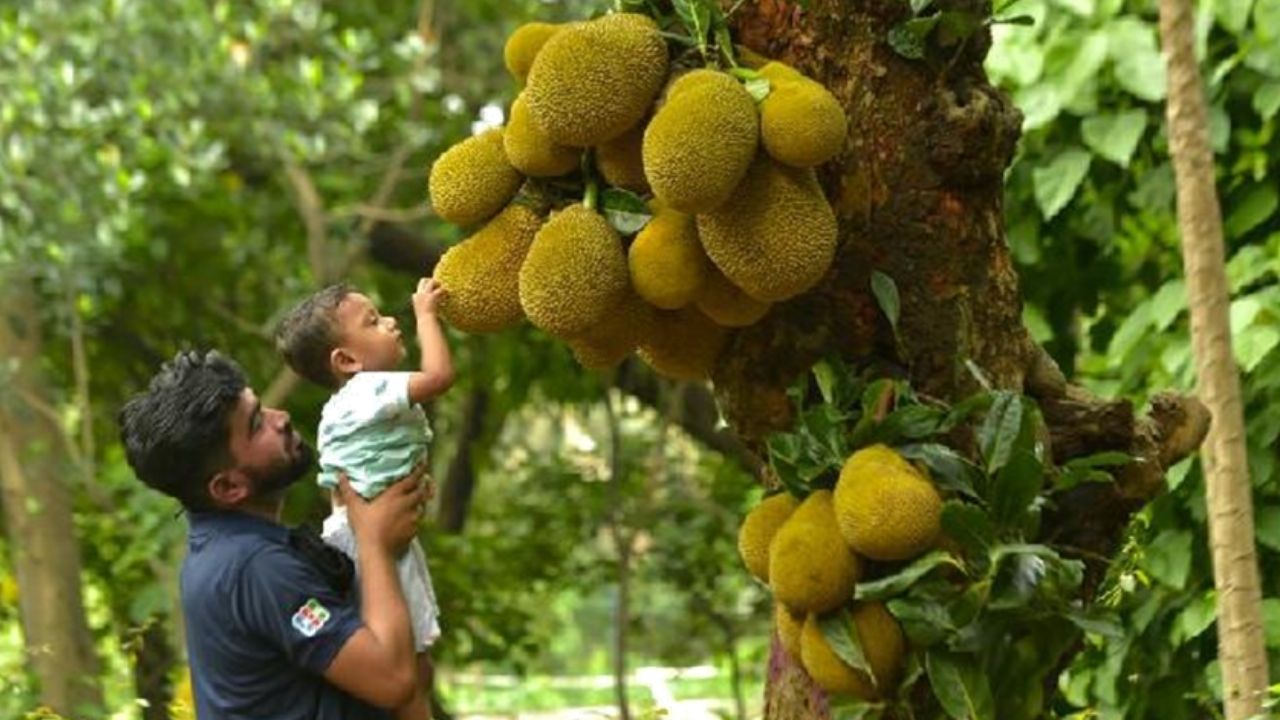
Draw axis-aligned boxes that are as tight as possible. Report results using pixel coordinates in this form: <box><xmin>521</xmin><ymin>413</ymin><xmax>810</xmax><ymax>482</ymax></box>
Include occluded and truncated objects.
<box><xmin>208</xmin><ymin>470</ymin><xmax>252</xmax><ymax>509</ymax></box>
<box><xmin>330</xmin><ymin>347</ymin><xmax>361</xmax><ymax>377</ymax></box>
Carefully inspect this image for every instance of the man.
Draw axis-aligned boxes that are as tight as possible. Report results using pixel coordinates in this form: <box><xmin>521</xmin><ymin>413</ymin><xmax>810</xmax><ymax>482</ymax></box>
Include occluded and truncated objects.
<box><xmin>119</xmin><ymin>350</ymin><xmax>427</xmax><ymax>718</ymax></box>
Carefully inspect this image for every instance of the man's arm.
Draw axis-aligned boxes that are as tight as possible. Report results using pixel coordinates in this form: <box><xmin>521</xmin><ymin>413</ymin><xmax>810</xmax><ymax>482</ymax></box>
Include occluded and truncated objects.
<box><xmin>323</xmin><ymin>473</ymin><xmax>426</xmax><ymax>708</ymax></box>
<box><xmin>407</xmin><ymin>277</ymin><xmax>455</xmax><ymax>404</ymax></box>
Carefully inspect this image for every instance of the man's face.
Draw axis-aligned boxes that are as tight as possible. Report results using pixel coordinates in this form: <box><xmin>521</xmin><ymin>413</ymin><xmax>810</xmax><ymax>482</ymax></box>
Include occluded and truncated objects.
<box><xmin>223</xmin><ymin>388</ymin><xmax>314</xmax><ymax>500</ymax></box>
<box><xmin>333</xmin><ymin>293</ymin><xmax>406</xmax><ymax>373</ymax></box>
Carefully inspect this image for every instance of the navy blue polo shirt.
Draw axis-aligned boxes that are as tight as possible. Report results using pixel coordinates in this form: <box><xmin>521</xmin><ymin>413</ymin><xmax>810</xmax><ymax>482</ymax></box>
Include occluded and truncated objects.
<box><xmin>181</xmin><ymin>511</ymin><xmax>391</xmax><ymax>720</ymax></box>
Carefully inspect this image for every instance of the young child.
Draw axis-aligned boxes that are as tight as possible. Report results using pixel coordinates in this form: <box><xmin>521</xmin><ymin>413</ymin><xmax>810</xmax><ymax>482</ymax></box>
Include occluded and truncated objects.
<box><xmin>275</xmin><ymin>277</ymin><xmax>454</xmax><ymax>720</ymax></box>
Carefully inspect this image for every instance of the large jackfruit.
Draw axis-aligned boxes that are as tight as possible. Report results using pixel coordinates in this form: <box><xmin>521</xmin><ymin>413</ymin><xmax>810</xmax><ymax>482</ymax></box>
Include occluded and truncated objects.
<box><xmin>518</xmin><ymin>204</ymin><xmax>629</xmax><ymax>338</ymax></box>
<box><xmin>696</xmin><ymin>155</ymin><xmax>837</xmax><ymax>302</ymax></box>
<box><xmin>643</xmin><ymin>70</ymin><xmax>758</xmax><ymax>213</ymax></box>
<box><xmin>504</xmin><ymin>22</ymin><xmax>562</xmax><ymax>84</ymax></box>
<box><xmin>775</xmin><ymin>603</ymin><xmax>806</xmax><ymax>660</ymax></box>
<box><xmin>434</xmin><ymin>204</ymin><xmax>543</xmax><ymax>332</ymax></box>
<box><xmin>429</xmin><ymin>128</ymin><xmax>524</xmax><ymax>227</ymax></box>
<box><xmin>505</xmin><ymin>94</ymin><xmax>581</xmax><ymax>178</ymax></box>
<box><xmin>596</xmin><ymin>122</ymin><xmax>650</xmax><ymax>194</ymax></box>
<box><xmin>759</xmin><ymin>64</ymin><xmax>847</xmax><ymax>168</ymax></box>
<box><xmin>636</xmin><ymin>307</ymin><xmax>726</xmax><ymax>381</ymax></box>
<box><xmin>567</xmin><ymin>291</ymin><xmax>656</xmax><ymax>370</ymax></box>
<box><xmin>737</xmin><ymin>492</ymin><xmax>800</xmax><ymax>582</ymax></box>
<box><xmin>834</xmin><ymin>444</ymin><xmax>942</xmax><ymax>561</ymax></box>
<box><xmin>800</xmin><ymin>602</ymin><xmax>905</xmax><ymax>699</ymax></box>
<box><xmin>628</xmin><ymin>208</ymin><xmax>709</xmax><ymax>310</ymax></box>
<box><xmin>696</xmin><ymin>265</ymin><xmax>771</xmax><ymax>327</ymax></box>
<box><xmin>769</xmin><ymin>490</ymin><xmax>860</xmax><ymax>613</ymax></box>
<box><xmin>525</xmin><ymin>14</ymin><xmax>668</xmax><ymax>147</ymax></box>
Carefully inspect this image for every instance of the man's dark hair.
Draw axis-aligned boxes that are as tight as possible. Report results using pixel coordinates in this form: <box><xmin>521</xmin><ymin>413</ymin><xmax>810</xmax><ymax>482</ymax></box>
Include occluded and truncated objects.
<box><xmin>119</xmin><ymin>350</ymin><xmax>247</xmax><ymax>511</ymax></box>
<box><xmin>274</xmin><ymin>283</ymin><xmax>353</xmax><ymax>389</ymax></box>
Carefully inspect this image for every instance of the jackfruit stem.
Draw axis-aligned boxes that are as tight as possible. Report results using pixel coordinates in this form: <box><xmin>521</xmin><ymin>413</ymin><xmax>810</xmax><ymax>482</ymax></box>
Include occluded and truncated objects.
<box><xmin>582</xmin><ymin>149</ymin><xmax>600</xmax><ymax>211</ymax></box>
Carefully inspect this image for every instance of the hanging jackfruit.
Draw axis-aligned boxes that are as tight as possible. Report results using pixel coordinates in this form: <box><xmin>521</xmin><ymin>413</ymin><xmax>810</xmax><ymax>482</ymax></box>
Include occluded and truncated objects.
<box><xmin>433</xmin><ymin>204</ymin><xmax>543</xmax><ymax>333</ymax></box>
<box><xmin>834</xmin><ymin>444</ymin><xmax>943</xmax><ymax>561</ymax></box>
<box><xmin>775</xmin><ymin>602</ymin><xmax>806</xmax><ymax>660</ymax></box>
<box><xmin>799</xmin><ymin>602</ymin><xmax>905</xmax><ymax>700</ymax></box>
<box><xmin>428</xmin><ymin>128</ymin><xmax>524</xmax><ymax>227</ymax></box>
<box><xmin>518</xmin><ymin>204</ymin><xmax>629</xmax><ymax>338</ymax></box>
<box><xmin>737</xmin><ymin>492</ymin><xmax>800</xmax><ymax>582</ymax></box>
<box><xmin>769</xmin><ymin>490</ymin><xmax>860</xmax><ymax>613</ymax></box>
<box><xmin>636</xmin><ymin>306</ymin><xmax>726</xmax><ymax>381</ymax></box>
<box><xmin>567</xmin><ymin>291</ymin><xmax>656</xmax><ymax>370</ymax></box>
<box><xmin>696</xmin><ymin>265</ymin><xmax>772</xmax><ymax>327</ymax></box>
<box><xmin>505</xmin><ymin>93</ymin><xmax>581</xmax><ymax>178</ymax></box>
<box><xmin>525</xmin><ymin>13</ymin><xmax>668</xmax><ymax>146</ymax></box>
<box><xmin>504</xmin><ymin>22</ymin><xmax>563</xmax><ymax>84</ymax></box>
<box><xmin>643</xmin><ymin>69</ymin><xmax>758</xmax><ymax>213</ymax></box>
<box><xmin>596</xmin><ymin>122</ymin><xmax>650</xmax><ymax>194</ymax></box>
<box><xmin>758</xmin><ymin>63</ymin><xmax>847</xmax><ymax>168</ymax></box>
<box><xmin>628</xmin><ymin>207</ymin><xmax>709</xmax><ymax>310</ymax></box>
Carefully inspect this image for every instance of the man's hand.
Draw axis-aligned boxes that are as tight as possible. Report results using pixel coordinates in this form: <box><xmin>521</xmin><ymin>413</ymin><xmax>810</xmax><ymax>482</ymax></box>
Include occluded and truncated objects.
<box><xmin>412</xmin><ymin>277</ymin><xmax>446</xmax><ymax>318</ymax></box>
<box><xmin>338</xmin><ymin>467</ymin><xmax>427</xmax><ymax>556</ymax></box>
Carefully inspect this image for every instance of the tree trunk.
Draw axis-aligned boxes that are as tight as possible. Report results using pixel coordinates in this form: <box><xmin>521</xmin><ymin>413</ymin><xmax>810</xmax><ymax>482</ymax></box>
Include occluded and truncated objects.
<box><xmin>437</xmin><ymin>388</ymin><xmax>492</xmax><ymax>533</ymax></box>
<box><xmin>0</xmin><ymin>273</ymin><xmax>104</xmax><ymax>716</ymax></box>
<box><xmin>605</xmin><ymin>394</ymin><xmax>632</xmax><ymax>720</ymax></box>
<box><xmin>1157</xmin><ymin>0</ymin><xmax>1270</xmax><ymax>714</ymax></box>
<box><xmin>718</xmin><ymin>1</ymin><xmax>1209</xmax><ymax>717</ymax></box>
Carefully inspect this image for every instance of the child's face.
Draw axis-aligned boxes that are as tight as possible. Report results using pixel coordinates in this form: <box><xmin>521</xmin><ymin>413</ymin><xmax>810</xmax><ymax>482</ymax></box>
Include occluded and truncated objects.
<box><xmin>331</xmin><ymin>292</ymin><xmax>406</xmax><ymax>375</ymax></box>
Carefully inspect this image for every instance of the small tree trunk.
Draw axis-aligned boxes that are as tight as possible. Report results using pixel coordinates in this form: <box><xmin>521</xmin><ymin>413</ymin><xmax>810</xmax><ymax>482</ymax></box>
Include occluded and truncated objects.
<box><xmin>436</xmin><ymin>388</ymin><xmax>491</xmax><ymax>533</ymax></box>
<box><xmin>1158</xmin><ymin>0</ymin><xmax>1270</xmax><ymax>714</ymax></box>
<box><xmin>0</xmin><ymin>273</ymin><xmax>104</xmax><ymax>715</ymax></box>
<box><xmin>605</xmin><ymin>394</ymin><xmax>632</xmax><ymax>720</ymax></box>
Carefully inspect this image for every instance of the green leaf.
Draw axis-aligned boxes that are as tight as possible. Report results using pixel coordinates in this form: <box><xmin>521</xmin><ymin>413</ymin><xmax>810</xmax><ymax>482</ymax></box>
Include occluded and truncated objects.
<box><xmin>600</xmin><ymin>187</ymin><xmax>652</xmax><ymax>235</ymax></box>
<box><xmin>820</xmin><ymin>610</ymin><xmax>877</xmax><ymax>685</ymax></box>
<box><xmin>871</xmin><ymin>271</ymin><xmax>901</xmax><ymax>330</ymax></box>
<box><xmin>1263</xmin><ymin>598</ymin><xmax>1280</xmax><ymax>649</ymax></box>
<box><xmin>1081</xmin><ymin>109</ymin><xmax>1147</xmax><ymax>167</ymax></box>
<box><xmin>940</xmin><ymin>500</ymin><xmax>994</xmax><ymax>558</ymax></box>
<box><xmin>1214</xmin><ymin>0</ymin><xmax>1256</xmax><ymax>34</ymax></box>
<box><xmin>1255</xmin><ymin>505</ymin><xmax>1280</xmax><ymax>552</ymax></box>
<box><xmin>991</xmin><ymin>447</ymin><xmax>1043</xmax><ymax>527</ymax></box>
<box><xmin>743</xmin><ymin>76</ymin><xmax>771</xmax><ymax>102</ymax></box>
<box><xmin>829</xmin><ymin>698</ymin><xmax>886</xmax><ymax>720</ymax></box>
<box><xmin>874</xmin><ymin>405</ymin><xmax>947</xmax><ymax>442</ymax></box>
<box><xmin>1066</xmin><ymin>608</ymin><xmax>1126</xmax><ymax>638</ymax></box>
<box><xmin>1106</xmin><ymin>18</ymin><xmax>1166</xmax><ymax>101</ymax></box>
<box><xmin>927</xmin><ymin>650</ymin><xmax>996</xmax><ymax>720</ymax></box>
<box><xmin>857</xmin><ymin>550</ymin><xmax>963</xmax><ymax>600</ymax></box>
<box><xmin>978</xmin><ymin>392</ymin><xmax>1022</xmax><ymax>474</ymax></box>
<box><xmin>1142</xmin><ymin>529</ymin><xmax>1194</xmax><ymax>589</ymax></box>
<box><xmin>671</xmin><ymin>0</ymin><xmax>714</xmax><ymax>48</ymax></box>
<box><xmin>992</xmin><ymin>13</ymin><xmax>1036</xmax><ymax>24</ymax></box>
<box><xmin>1254</xmin><ymin>81</ymin><xmax>1280</xmax><ymax>119</ymax></box>
<box><xmin>1236</xmin><ymin>326</ymin><xmax>1280</xmax><ymax>373</ymax></box>
<box><xmin>910</xmin><ymin>0</ymin><xmax>936</xmax><ymax>13</ymax></box>
<box><xmin>1225</xmin><ymin>185</ymin><xmax>1278</xmax><ymax>239</ymax></box>
<box><xmin>1033</xmin><ymin>148</ymin><xmax>1092</xmax><ymax>220</ymax></box>
<box><xmin>887</xmin><ymin>595</ymin><xmax>955</xmax><ymax>646</ymax></box>
<box><xmin>900</xmin><ymin>443</ymin><xmax>984</xmax><ymax>499</ymax></box>
<box><xmin>1171</xmin><ymin>591</ymin><xmax>1217</xmax><ymax>646</ymax></box>
<box><xmin>887</xmin><ymin>15</ymin><xmax>940</xmax><ymax>60</ymax></box>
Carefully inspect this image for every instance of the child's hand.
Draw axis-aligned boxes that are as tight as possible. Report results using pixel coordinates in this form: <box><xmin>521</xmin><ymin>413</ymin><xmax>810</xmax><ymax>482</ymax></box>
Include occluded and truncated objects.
<box><xmin>412</xmin><ymin>277</ymin><xmax>447</xmax><ymax>318</ymax></box>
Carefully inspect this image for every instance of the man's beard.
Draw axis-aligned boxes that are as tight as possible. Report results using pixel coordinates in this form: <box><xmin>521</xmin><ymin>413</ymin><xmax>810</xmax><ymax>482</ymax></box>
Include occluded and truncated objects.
<box><xmin>249</xmin><ymin>440</ymin><xmax>317</xmax><ymax>499</ymax></box>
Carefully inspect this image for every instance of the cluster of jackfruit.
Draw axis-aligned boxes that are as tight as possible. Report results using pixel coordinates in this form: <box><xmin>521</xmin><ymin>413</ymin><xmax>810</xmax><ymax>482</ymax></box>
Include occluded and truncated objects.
<box><xmin>426</xmin><ymin>11</ymin><xmax>846</xmax><ymax>379</ymax></box>
<box><xmin>736</xmin><ymin>444</ymin><xmax>943</xmax><ymax>700</ymax></box>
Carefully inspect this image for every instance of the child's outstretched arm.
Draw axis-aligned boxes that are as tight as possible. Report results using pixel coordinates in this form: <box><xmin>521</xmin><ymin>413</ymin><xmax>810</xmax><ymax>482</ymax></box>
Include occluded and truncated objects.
<box><xmin>407</xmin><ymin>277</ymin><xmax>455</xmax><ymax>404</ymax></box>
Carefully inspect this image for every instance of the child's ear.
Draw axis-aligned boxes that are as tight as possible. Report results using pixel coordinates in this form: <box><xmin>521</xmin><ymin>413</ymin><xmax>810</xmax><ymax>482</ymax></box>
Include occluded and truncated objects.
<box><xmin>330</xmin><ymin>347</ymin><xmax>362</xmax><ymax>376</ymax></box>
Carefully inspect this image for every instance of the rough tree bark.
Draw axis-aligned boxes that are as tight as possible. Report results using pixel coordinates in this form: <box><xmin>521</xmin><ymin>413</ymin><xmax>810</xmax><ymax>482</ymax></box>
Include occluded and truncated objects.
<box><xmin>1158</xmin><ymin>0</ymin><xmax>1270</xmax><ymax>714</ymax></box>
<box><xmin>715</xmin><ymin>1</ymin><xmax>1210</xmax><ymax>717</ymax></box>
<box><xmin>0</xmin><ymin>273</ymin><xmax>104</xmax><ymax>715</ymax></box>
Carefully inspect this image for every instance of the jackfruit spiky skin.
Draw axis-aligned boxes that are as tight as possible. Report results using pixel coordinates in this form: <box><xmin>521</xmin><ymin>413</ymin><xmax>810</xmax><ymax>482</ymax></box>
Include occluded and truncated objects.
<box><xmin>526</xmin><ymin>14</ymin><xmax>668</xmax><ymax>147</ymax></box>
<box><xmin>737</xmin><ymin>492</ymin><xmax>800</xmax><ymax>582</ymax></box>
<box><xmin>505</xmin><ymin>94</ymin><xmax>581</xmax><ymax>178</ymax></box>
<box><xmin>834</xmin><ymin>444</ymin><xmax>943</xmax><ymax>561</ymax></box>
<box><xmin>696</xmin><ymin>155</ymin><xmax>837</xmax><ymax>302</ymax></box>
<box><xmin>518</xmin><ymin>205</ymin><xmax>629</xmax><ymax>338</ymax></box>
<box><xmin>429</xmin><ymin>128</ymin><xmax>524</xmax><ymax>227</ymax></box>
<box><xmin>567</xmin><ymin>291</ymin><xmax>656</xmax><ymax>370</ymax></box>
<box><xmin>628</xmin><ymin>208</ymin><xmax>709</xmax><ymax>310</ymax></box>
<box><xmin>800</xmin><ymin>602</ymin><xmax>905</xmax><ymax>700</ymax></box>
<box><xmin>775</xmin><ymin>602</ymin><xmax>806</xmax><ymax>660</ymax></box>
<box><xmin>769</xmin><ymin>490</ymin><xmax>861</xmax><ymax>613</ymax></box>
<box><xmin>504</xmin><ymin>22</ymin><xmax>562</xmax><ymax>84</ymax></box>
<box><xmin>643</xmin><ymin>70</ymin><xmax>759</xmax><ymax>213</ymax></box>
<box><xmin>759</xmin><ymin>61</ymin><xmax>805</xmax><ymax>83</ymax></box>
<box><xmin>636</xmin><ymin>307</ymin><xmax>726</xmax><ymax>381</ymax></box>
<box><xmin>696</xmin><ymin>265</ymin><xmax>771</xmax><ymax>327</ymax></box>
<box><xmin>760</xmin><ymin>76</ymin><xmax>847</xmax><ymax>168</ymax></box>
<box><xmin>596</xmin><ymin>122</ymin><xmax>650</xmax><ymax>194</ymax></box>
<box><xmin>434</xmin><ymin>204</ymin><xmax>543</xmax><ymax>332</ymax></box>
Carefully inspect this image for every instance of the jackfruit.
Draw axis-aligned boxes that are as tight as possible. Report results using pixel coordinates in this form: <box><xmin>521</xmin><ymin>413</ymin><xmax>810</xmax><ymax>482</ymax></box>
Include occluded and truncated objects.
<box><xmin>759</xmin><ymin>61</ymin><xmax>805</xmax><ymax>83</ymax></box>
<box><xmin>800</xmin><ymin>602</ymin><xmax>905</xmax><ymax>699</ymax></box>
<box><xmin>596</xmin><ymin>122</ymin><xmax>650</xmax><ymax>193</ymax></box>
<box><xmin>643</xmin><ymin>69</ymin><xmax>759</xmax><ymax>213</ymax></box>
<box><xmin>834</xmin><ymin>444</ymin><xmax>943</xmax><ymax>561</ymax></box>
<box><xmin>737</xmin><ymin>492</ymin><xmax>800</xmax><ymax>582</ymax></box>
<box><xmin>429</xmin><ymin>128</ymin><xmax>524</xmax><ymax>227</ymax></box>
<box><xmin>504</xmin><ymin>22</ymin><xmax>562</xmax><ymax>84</ymax></box>
<box><xmin>696</xmin><ymin>155</ymin><xmax>837</xmax><ymax>302</ymax></box>
<box><xmin>433</xmin><ymin>204</ymin><xmax>543</xmax><ymax>333</ymax></box>
<box><xmin>518</xmin><ymin>204</ymin><xmax>629</xmax><ymax>338</ymax></box>
<box><xmin>636</xmin><ymin>307</ymin><xmax>727</xmax><ymax>381</ymax></box>
<box><xmin>526</xmin><ymin>13</ymin><xmax>668</xmax><ymax>146</ymax></box>
<box><xmin>769</xmin><ymin>490</ymin><xmax>860</xmax><ymax>613</ymax></box>
<box><xmin>567</xmin><ymin>291</ymin><xmax>656</xmax><ymax>370</ymax></box>
<box><xmin>628</xmin><ymin>208</ymin><xmax>709</xmax><ymax>309</ymax></box>
<box><xmin>696</xmin><ymin>265</ymin><xmax>772</xmax><ymax>327</ymax></box>
<box><xmin>775</xmin><ymin>603</ymin><xmax>806</xmax><ymax>660</ymax></box>
<box><xmin>760</xmin><ymin>75</ymin><xmax>847</xmax><ymax>168</ymax></box>
<box><xmin>505</xmin><ymin>94</ymin><xmax>581</xmax><ymax>178</ymax></box>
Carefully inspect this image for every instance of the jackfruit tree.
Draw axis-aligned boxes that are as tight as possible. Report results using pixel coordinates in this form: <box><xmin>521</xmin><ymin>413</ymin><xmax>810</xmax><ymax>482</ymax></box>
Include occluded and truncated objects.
<box><xmin>424</xmin><ymin>1</ymin><xmax>1218</xmax><ymax>717</ymax></box>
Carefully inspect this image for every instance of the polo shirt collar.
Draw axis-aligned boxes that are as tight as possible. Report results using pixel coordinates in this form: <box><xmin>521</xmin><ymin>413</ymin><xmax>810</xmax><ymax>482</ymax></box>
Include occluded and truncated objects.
<box><xmin>187</xmin><ymin>510</ymin><xmax>289</xmax><ymax>545</ymax></box>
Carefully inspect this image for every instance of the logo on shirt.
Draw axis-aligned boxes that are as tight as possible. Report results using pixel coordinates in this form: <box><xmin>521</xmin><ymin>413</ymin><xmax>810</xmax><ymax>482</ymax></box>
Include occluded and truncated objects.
<box><xmin>291</xmin><ymin>598</ymin><xmax>331</xmax><ymax>637</ymax></box>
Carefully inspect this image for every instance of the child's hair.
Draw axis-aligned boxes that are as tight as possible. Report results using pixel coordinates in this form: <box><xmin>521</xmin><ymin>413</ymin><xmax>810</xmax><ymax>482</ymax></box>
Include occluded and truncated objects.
<box><xmin>275</xmin><ymin>283</ymin><xmax>355</xmax><ymax>389</ymax></box>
